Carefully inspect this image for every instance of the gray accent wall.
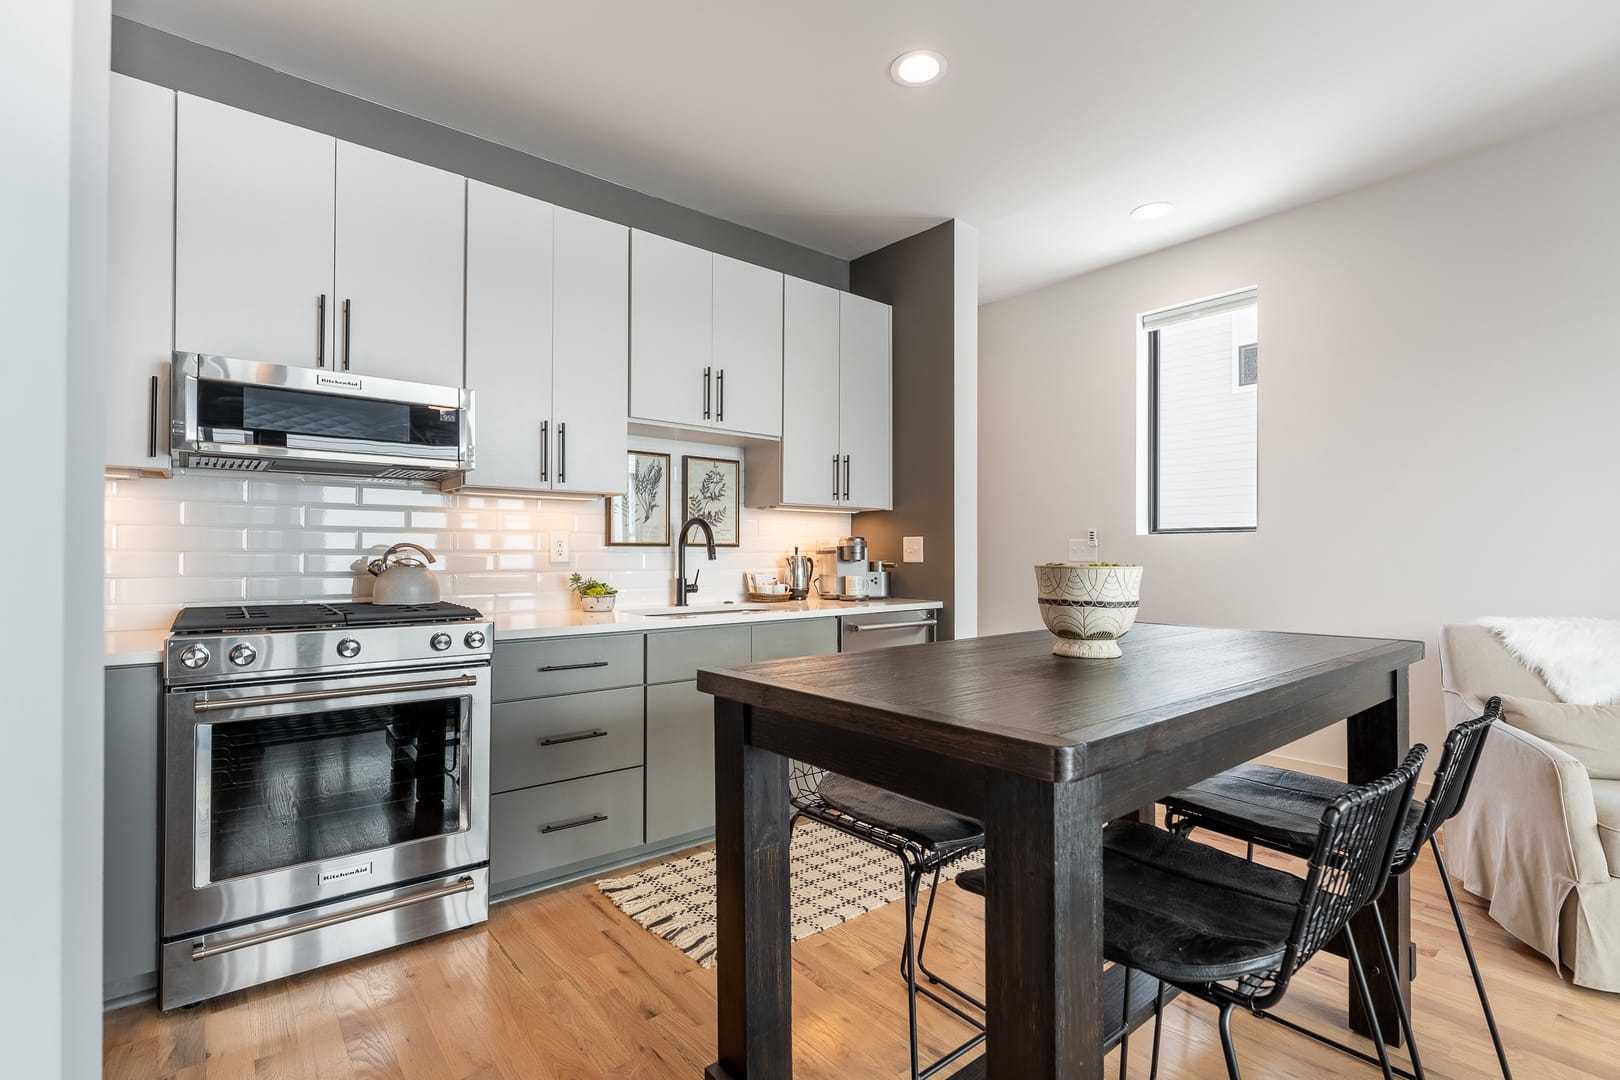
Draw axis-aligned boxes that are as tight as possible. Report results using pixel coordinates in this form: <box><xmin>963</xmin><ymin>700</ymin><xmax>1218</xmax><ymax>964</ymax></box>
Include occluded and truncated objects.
<box><xmin>111</xmin><ymin>18</ymin><xmax>848</xmax><ymax>289</ymax></box>
<box><xmin>850</xmin><ymin>221</ymin><xmax>979</xmax><ymax>639</ymax></box>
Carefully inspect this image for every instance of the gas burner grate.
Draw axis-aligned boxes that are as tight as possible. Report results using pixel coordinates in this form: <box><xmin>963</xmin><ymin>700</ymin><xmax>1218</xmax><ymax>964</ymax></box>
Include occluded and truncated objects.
<box><xmin>171</xmin><ymin>601</ymin><xmax>485</xmax><ymax>635</ymax></box>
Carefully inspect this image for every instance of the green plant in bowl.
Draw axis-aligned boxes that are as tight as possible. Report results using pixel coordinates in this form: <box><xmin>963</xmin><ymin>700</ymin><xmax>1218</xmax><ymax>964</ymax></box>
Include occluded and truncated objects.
<box><xmin>568</xmin><ymin>573</ymin><xmax>618</xmax><ymax>597</ymax></box>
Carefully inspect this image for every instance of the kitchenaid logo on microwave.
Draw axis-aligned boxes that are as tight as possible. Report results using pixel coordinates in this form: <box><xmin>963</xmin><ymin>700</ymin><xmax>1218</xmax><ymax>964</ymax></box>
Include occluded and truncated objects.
<box><xmin>315</xmin><ymin>372</ymin><xmax>363</xmax><ymax>390</ymax></box>
<box><xmin>318</xmin><ymin>861</ymin><xmax>374</xmax><ymax>886</ymax></box>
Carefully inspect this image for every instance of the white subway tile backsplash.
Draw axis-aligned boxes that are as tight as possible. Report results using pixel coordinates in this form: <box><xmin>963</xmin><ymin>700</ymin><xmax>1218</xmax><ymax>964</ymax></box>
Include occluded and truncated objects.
<box><xmin>103</xmin><ymin>437</ymin><xmax>854</xmax><ymax>636</ymax></box>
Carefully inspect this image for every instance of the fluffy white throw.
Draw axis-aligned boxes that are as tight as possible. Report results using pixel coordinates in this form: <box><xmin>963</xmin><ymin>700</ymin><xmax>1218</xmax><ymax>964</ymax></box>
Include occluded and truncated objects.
<box><xmin>1476</xmin><ymin>616</ymin><xmax>1620</xmax><ymax>705</ymax></box>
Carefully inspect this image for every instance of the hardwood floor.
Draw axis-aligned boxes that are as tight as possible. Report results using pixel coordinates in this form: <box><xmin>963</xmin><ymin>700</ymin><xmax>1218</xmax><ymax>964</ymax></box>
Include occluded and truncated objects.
<box><xmin>106</xmin><ymin>836</ymin><xmax>1618</xmax><ymax>1078</ymax></box>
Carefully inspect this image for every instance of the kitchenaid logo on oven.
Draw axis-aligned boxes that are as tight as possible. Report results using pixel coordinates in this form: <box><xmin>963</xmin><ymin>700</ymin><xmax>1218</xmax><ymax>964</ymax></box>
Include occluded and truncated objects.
<box><xmin>315</xmin><ymin>372</ymin><xmax>363</xmax><ymax>390</ymax></box>
<box><xmin>318</xmin><ymin>861</ymin><xmax>374</xmax><ymax>886</ymax></box>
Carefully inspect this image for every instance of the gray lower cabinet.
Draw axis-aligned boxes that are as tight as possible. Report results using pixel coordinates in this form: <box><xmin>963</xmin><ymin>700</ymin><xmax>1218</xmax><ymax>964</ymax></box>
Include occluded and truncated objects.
<box><xmin>491</xmin><ymin>768</ymin><xmax>645</xmax><ymax>887</ymax></box>
<box><xmin>492</xmin><ymin>686</ymin><xmax>644</xmax><ymax>792</ymax></box>
<box><xmin>104</xmin><ymin>664</ymin><xmax>161</xmax><ymax>1001</ymax></box>
<box><xmin>645</xmin><ymin>681</ymin><xmax>716</xmax><ymax>844</ymax></box>
<box><xmin>751</xmin><ymin>618</ymin><xmax>839</xmax><ymax>662</ymax></box>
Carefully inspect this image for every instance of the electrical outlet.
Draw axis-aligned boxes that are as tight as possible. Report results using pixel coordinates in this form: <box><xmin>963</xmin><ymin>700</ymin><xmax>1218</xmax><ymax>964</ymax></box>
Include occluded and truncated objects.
<box><xmin>550</xmin><ymin>532</ymin><xmax>570</xmax><ymax>564</ymax></box>
<box><xmin>902</xmin><ymin>536</ymin><xmax>924</xmax><ymax>563</ymax></box>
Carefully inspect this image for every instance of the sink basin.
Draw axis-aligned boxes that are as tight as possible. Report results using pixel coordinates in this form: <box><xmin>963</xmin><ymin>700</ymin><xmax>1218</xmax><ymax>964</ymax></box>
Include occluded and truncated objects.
<box><xmin>634</xmin><ymin>603</ymin><xmax>779</xmax><ymax>618</ymax></box>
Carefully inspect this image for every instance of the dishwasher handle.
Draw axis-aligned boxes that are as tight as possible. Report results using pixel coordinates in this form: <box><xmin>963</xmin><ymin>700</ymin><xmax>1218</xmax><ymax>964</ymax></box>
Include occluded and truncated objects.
<box><xmin>844</xmin><ymin>618</ymin><xmax>938</xmax><ymax>633</ymax></box>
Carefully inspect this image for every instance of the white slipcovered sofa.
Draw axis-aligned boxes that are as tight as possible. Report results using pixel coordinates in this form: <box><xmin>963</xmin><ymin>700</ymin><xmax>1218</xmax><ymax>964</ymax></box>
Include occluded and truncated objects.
<box><xmin>1439</xmin><ymin>624</ymin><xmax>1620</xmax><ymax>991</ymax></box>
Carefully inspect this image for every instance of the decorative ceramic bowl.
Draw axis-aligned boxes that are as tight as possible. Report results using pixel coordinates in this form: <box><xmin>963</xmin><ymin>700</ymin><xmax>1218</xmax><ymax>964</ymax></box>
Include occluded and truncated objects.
<box><xmin>580</xmin><ymin>594</ymin><xmax>617</xmax><ymax>613</ymax></box>
<box><xmin>1034</xmin><ymin>563</ymin><xmax>1143</xmax><ymax>658</ymax></box>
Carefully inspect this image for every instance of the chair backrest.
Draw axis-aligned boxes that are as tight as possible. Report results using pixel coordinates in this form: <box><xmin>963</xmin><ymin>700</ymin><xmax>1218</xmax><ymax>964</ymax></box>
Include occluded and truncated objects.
<box><xmin>1400</xmin><ymin>696</ymin><xmax>1501</xmax><ymax>870</ymax></box>
<box><xmin>1268</xmin><ymin>745</ymin><xmax>1427</xmax><ymax>1003</ymax></box>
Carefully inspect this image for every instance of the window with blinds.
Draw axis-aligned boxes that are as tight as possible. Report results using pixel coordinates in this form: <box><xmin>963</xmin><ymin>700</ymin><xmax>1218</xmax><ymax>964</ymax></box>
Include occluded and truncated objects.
<box><xmin>1143</xmin><ymin>288</ymin><xmax>1258</xmax><ymax>532</ymax></box>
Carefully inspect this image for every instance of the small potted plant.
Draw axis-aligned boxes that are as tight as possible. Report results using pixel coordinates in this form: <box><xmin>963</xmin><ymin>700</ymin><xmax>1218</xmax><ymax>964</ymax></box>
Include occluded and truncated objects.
<box><xmin>568</xmin><ymin>573</ymin><xmax>619</xmax><ymax>612</ymax></box>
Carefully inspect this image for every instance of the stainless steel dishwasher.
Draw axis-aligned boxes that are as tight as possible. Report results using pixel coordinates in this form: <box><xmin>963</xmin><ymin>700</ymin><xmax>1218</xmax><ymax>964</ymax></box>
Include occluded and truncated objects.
<box><xmin>839</xmin><ymin>609</ymin><xmax>939</xmax><ymax>651</ymax></box>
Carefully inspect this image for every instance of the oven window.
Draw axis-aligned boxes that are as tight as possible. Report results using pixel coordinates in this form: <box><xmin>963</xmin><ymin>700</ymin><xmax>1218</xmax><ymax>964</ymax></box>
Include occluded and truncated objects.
<box><xmin>207</xmin><ymin>699</ymin><xmax>464</xmax><ymax>882</ymax></box>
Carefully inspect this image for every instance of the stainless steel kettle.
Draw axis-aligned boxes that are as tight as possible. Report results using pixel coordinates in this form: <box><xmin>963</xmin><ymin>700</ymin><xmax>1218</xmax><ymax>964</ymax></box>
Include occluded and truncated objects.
<box><xmin>366</xmin><ymin>542</ymin><xmax>441</xmax><ymax>605</ymax></box>
<box><xmin>783</xmin><ymin>548</ymin><xmax>815</xmax><ymax>600</ymax></box>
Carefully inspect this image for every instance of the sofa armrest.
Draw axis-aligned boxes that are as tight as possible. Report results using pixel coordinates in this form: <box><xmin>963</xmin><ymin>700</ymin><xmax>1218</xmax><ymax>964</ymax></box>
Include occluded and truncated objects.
<box><xmin>1462</xmin><ymin>714</ymin><xmax>1610</xmax><ymax>885</ymax></box>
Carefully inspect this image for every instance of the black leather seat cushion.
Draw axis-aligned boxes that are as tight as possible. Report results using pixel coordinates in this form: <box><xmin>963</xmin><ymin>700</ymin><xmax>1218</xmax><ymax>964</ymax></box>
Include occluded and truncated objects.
<box><xmin>1163</xmin><ymin>764</ymin><xmax>1423</xmax><ymax>860</ymax></box>
<box><xmin>815</xmin><ymin>774</ymin><xmax>983</xmax><ymax>852</ymax></box>
<box><xmin>956</xmin><ymin>823</ymin><xmax>1306</xmax><ymax>986</ymax></box>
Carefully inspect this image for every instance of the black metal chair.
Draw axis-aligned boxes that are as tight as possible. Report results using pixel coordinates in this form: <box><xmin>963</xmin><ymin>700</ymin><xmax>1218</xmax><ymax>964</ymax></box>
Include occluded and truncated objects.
<box><xmin>1161</xmin><ymin>698</ymin><xmax>1508</xmax><ymax>1079</ymax></box>
<box><xmin>958</xmin><ymin>745</ymin><xmax>1426</xmax><ymax>1080</ymax></box>
<box><xmin>788</xmin><ymin>762</ymin><xmax>986</xmax><ymax>1079</ymax></box>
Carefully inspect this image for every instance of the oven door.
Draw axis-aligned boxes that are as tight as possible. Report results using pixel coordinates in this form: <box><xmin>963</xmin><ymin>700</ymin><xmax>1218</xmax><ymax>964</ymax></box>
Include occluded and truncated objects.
<box><xmin>162</xmin><ymin>665</ymin><xmax>490</xmax><ymax>938</ymax></box>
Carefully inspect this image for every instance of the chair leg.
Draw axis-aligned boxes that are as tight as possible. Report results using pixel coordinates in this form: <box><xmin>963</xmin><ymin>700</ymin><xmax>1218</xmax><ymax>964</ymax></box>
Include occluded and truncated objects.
<box><xmin>900</xmin><ymin>862</ymin><xmax>923</xmax><ymax>1080</ymax></box>
<box><xmin>1119</xmin><ymin>966</ymin><xmax>1132</xmax><ymax>1080</ymax></box>
<box><xmin>1370</xmin><ymin>904</ymin><xmax>1426</xmax><ymax>1079</ymax></box>
<box><xmin>911</xmin><ymin>861</ymin><xmax>987</xmax><ymax>1014</ymax></box>
<box><xmin>1345</xmin><ymin>931</ymin><xmax>1396</xmax><ymax>1080</ymax></box>
<box><xmin>1148</xmin><ymin>980</ymin><xmax>1165</xmax><ymax>1080</ymax></box>
<box><xmin>1430</xmin><ymin>838</ymin><xmax>1513</xmax><ymax>1079</ymax></box>
<box><xmin>1217</xmin><ymin>1002</ymin><xmax>1242</xmax><ymax>1080</ymax></box>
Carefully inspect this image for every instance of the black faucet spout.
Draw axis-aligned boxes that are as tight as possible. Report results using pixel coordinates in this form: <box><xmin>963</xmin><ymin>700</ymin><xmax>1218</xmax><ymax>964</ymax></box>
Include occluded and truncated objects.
<box><xmin>675</xmin><ymin>517</ymin><xmax>719</xmax><ymax>606</ymax></box>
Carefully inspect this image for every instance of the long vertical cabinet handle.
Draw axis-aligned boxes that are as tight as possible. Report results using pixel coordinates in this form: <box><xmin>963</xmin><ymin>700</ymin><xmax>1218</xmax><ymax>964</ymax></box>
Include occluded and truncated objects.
<box><xmin>341</xmin><ymin>299</ymin><xmax>352</xmax><ymax>371</ymax></box>
<box><xmin>539</xmin><ymin>420</ymin><xmax>549</xmax><ymax>482</ymax></box>
<box><xmin>315</xmin><ymin>294</ymin><xmax>327</xmax><ymax>368</ymax></box>
<box><xmin>557</xmin><ymin>422</ymin><xmax>567</xmax><ymax>484</ymax></box>
<box><xmin>716</xmin><ymin>368</ymin><xmax>725</xmax><ymax>423</ymax></box>
<box><xmin>703</xmin><ymin>367</ymin><xmax>712</xmax><ymax>420</ymax></box>
<box><xmin>833</xmin><ymin>454</ymin><xmax>842</xmax><ymax>502</ymax></box>
<box><xmin>147</xmin><ymin>375</ymin><xmax>160</xmax><ymax>458</ymax></box>
<box><xmin>843</xmin><ymin>455</ymin><xmax>851</xmax><ymax>501</ymax></box>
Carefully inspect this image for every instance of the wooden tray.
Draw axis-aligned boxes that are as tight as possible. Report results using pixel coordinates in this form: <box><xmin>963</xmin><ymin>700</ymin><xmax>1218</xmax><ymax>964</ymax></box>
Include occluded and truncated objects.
<box><xmin>744</xmin><ymin>591</ymin><xmax>796</xmax><ymax>604</ymax></box>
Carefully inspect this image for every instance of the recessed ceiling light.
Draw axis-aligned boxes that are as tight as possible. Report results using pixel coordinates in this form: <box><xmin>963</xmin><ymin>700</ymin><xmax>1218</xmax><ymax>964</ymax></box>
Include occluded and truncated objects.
<box><xmin>890</xmin><ymin>50</ymin><xmax>947</xmax><ymax>87</ymax></box>
<box><xmin>1130</xmin><ymin>202</ymin><xmax>1175</xmax><ymax>221</ymax></box>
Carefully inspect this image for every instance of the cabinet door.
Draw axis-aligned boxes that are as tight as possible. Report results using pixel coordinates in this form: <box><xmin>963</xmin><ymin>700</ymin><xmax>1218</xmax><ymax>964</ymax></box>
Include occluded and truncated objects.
<box><xmin>645</xmin><ymin>681</ymin><xmax>715</xmax><ymax>843</ymax></box>
<box><xmin>175</xmin><ymin>94</ymin><xmax>335</xmax><ymax>368</ymax></box>
<box><xmin>104</xmin><ymin>665</ymin><xmax>161</xmax><ymax>999</ymax></box>
<box><xmin>553</xmin><ymin>208</ymin><xmax>630</xmax><ymax>495</ymax></box>
<box><xmin>711</xmin><ymin>255</ymin><xmax>783</xmax><ymax>437</ymax></box>
<box><xmin>839</xmin><ymin>293</ymin><xmax>894</xmax><ymax>511</ymax></box>
<box><xmin>334</xmin><ymin>142</ymin><xmax>465</xmax><ymax>386</ymax></box>
<box><xmin>107</xmin><ymin>75</ymin><xmax>174</xmax><ymax>474</ymax></box>
<box><xmin>629</xmin><ymin>230</ymin><xmax>711</xmax><ymax>428</ymax></box>
<box><xmin>780</xmin><ymin>277</ymin><xmax>843</xmax><ymax>506</ymax></box>
<box><xmin>464</xmin><ymin>181</ymin><xmax>553</xmax><ymax>491</ymax></box>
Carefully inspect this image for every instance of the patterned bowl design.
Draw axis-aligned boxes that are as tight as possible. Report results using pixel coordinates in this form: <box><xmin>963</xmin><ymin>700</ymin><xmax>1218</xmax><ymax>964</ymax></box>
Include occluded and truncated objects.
<box><xmin>1034</xmin><ymin>563</ymin><xmax>1143</xmax><ymax>658</ymax></box>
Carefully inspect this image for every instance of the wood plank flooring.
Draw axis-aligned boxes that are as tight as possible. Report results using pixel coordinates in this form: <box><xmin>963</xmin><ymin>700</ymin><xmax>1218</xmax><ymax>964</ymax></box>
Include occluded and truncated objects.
<box><xmin>105</xmin><ymin>834</ymin><xmax>1619</xmax><ymax>1078</ymax></box>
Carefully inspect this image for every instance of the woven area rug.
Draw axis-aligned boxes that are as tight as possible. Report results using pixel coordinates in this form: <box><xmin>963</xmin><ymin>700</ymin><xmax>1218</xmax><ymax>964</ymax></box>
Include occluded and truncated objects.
<box><xmin>597</xmin><ymin>819</ymin><xmax>983</xmax><ymax>968</ymax></box>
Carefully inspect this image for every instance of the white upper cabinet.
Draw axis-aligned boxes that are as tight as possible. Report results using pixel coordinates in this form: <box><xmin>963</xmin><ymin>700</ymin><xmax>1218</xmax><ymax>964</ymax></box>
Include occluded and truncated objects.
<box><xmin>838</xmin><ymin>292</ymin><xmax>893</xmax><ymax>511</ymax></box>
<box><xmin>107</xmin><ymin>74</ymin><xmax>176</xmax><ymax>475</ymax></box>
<box><xmin>630</xmin><ymin>230</ymin><xmax>711</xmax><ymax>428</ymax></box>
<box><xmin>551</xmin><ymin>207</ymin><xmax>630</xmax><ymax>495</ymax></box>
<box><xmin>746</xmin><ymin>282</ymin><xmax>892</xmax><ymax>511</ymax></box>
<box><xmin>175</xmin><ymin>94</ymin><xmax>336</xmax><ymax>369</ymax></box>
<box><xmin>711</xmin><ymin>254</ymin><xmax>783</xmax><ymax>438</ymax></box>
<box><xmin>462</xmin><ymin>180</ymin><xmax>554</xmax><ymax>491</ymax></box>
<box><xmin>334</xmin><ymin>143</ymin><xmax>465</xmax><ymax>387</ymax></box>
<box><xmin>777</xmin><ymin>278</ymin><xmax>841</xmax><ymax>504</ymax></box>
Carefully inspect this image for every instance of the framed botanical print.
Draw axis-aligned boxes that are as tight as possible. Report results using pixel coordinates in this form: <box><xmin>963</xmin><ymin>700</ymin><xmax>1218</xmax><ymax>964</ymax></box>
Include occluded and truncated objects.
<box><xmin>682</xmin><ymin>455</ymin><xmax>740</xmax><ymax>547</ymax></box>
<box><xmin>606</xmin><ymin>451</ymin><xmax>671</xmax><ymax>547</ymax></box>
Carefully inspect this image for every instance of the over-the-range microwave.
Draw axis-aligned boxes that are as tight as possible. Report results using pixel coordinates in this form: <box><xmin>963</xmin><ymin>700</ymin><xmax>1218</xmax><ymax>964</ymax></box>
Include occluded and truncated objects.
<box><xmin>170</xmin><ymin>353</ymin><xmax>475</xmax><ymax>480</ymax></box>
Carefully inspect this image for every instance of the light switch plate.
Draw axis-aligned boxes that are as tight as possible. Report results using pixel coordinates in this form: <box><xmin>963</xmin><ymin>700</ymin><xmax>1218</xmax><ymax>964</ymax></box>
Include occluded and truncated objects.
<box><xmin>902</xmin><ymin>536</ymin><xmax>924</xmax><ymax>563</ymax></box>
<box><xmin>550</xmin><ymin>532</ymin><xmax>570</xmax><ymax>564</ymax></box>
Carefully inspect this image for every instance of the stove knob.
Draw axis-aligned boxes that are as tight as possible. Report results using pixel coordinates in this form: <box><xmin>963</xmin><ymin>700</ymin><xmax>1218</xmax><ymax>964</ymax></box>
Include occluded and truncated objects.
<box><xmin>336</xmin><ymin>637</ymin><xmax>362</xmax><ymax>659</ymax></box>
<box><xmin>430</xmin><ymin>632</ymin><xmax>453</xmax><ymax>652</ymax></box>
<box><xmin>178</xmin><ymin>644</ymin><xmax>211</xmax><ymax>670</ymax></box>
<box><xmin>228</xmin><ymin>643</ymin><xmax>258</xmax><ymax>667</ymax></box>
<box><xmin>463</xmin><ymin>630</ymin><xmax>487</xmax><ymax>650</ymax></box>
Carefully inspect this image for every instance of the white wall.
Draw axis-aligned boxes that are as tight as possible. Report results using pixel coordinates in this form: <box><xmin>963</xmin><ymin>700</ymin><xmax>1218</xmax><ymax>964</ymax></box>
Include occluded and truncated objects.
<box><xmin>2</xmin><ymin>1</ymin><xmax>109</xmax><ymax>1076</ymax></box>
<box><xmin>979</xmin><ymin>102</ymin><xmax>1620</xmax><ymax>770</ymax></box>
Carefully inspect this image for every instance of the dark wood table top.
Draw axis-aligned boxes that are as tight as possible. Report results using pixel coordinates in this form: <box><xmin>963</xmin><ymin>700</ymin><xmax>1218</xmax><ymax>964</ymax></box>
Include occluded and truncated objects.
<box><xmin>697</xmin><ymin>623</ymin><xmax>1424</xmax><ymax>783</ymax></box>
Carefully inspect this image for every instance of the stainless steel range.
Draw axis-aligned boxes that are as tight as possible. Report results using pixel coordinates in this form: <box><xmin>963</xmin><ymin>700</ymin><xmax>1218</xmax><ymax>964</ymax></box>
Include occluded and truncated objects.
<box><xmin>160</xmin><ymin>601</ymin><xmax>493</xmax><ymax>1010</ymax></box>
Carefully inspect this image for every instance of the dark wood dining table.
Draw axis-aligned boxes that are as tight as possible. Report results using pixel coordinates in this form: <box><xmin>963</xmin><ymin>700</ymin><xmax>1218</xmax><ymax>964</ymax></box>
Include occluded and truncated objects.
<box><xmin>696</xmin><ymin>622</ymin><xmax>1426</xmax><ymax>1079</ymax></box>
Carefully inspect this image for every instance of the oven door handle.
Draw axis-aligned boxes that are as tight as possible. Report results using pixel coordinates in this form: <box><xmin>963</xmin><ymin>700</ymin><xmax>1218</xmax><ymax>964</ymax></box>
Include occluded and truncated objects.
<box><xmin>191</xmin><ymin>875</ymin><xmax>477</xmax><ymax>961</ymax></box>
<box><xmin>191</xmin><ymin>674</ymin><xmax>479</xmax><ymax>714</ymax></box>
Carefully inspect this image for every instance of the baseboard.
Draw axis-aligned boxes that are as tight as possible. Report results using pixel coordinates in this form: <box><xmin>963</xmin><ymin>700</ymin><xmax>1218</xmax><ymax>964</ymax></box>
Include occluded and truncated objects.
<box><xmin>104</xmin><ymin>973</ymin><xmax>157</xmax><ymax>1011</ymax></box>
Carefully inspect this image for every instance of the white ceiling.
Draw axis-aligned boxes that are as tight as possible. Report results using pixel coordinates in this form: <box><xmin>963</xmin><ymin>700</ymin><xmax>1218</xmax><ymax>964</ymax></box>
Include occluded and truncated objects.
<box><xmin>117</xmin><ymin>1</ymin><xmax>1620</xmax><ymax>302</ymax></box>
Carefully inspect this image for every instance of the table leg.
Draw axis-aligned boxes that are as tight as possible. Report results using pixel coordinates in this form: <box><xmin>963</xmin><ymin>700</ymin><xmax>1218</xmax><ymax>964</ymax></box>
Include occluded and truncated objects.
<box><xmin>1345</xmin><ymin>667</ymin><xmax>1411</xmax><ymax>1048</ymax></box>
<box><xmin>707</xmin><ymin>699</ymin><xmax>792</xmax><ymax>1080</ymax></box>
<box><xmin>983</xmin><ymin>770</ymin><xmax>1103</xmax><ymax>1078</ymax></box>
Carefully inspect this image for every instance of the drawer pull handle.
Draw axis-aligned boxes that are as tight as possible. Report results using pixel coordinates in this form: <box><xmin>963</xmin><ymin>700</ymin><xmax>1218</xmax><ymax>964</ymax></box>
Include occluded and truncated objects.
<box><xmin>538</xmin><ymin>660</ymin><xmax>610</xmax><ymax>672</ymax></box>
<box><xmin>845</xmin><ymin>619</ymin><xmax>938</xmax><ymax>633</ymax></box>
<box><xmin>539</xmin><ymin>729</ymin><xmax>609</xmax><ymax>747</ymax></box>
<box><xmin>540</xmin><ymin>813</ymin><xmax>608</xmax><ymax>834</ymax></box>
<box><xmin>192</xmin><ymin>876</ymin><xmax>475</xmax><ymax>961</ymax></box>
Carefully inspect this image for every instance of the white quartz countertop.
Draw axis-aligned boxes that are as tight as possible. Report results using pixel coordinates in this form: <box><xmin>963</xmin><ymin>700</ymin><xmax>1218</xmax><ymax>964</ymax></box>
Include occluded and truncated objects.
<box><xmin>102</xmin><ymin>597</ymin><xmax>943</xmax><ymax>666</ymax></box>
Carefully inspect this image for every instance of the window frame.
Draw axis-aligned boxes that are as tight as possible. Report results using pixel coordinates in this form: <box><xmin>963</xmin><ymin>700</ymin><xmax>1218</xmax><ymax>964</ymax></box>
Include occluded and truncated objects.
<box><xmin>1143</xmin><ymin>290</ymin><xmax>1259</xmax><ymax>535</ymax></box>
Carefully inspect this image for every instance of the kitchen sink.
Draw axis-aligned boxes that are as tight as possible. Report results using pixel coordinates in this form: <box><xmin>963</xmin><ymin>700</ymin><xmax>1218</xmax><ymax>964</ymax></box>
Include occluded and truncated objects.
<box><xmin>633</xmin><ymin>603</ymin><xmax>781</xmax><ymax>618</ymax></box>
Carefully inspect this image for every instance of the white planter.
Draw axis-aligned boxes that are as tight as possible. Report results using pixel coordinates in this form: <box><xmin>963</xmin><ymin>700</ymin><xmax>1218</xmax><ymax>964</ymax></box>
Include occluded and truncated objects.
<box><xmin>580</xmin><ymin>594</ymin><xmax>617</xmax><ymax>612</ymax></box>
<box><xmin>1034</xmin><ymin>563</ymin><xmax>1143</xmax><ymax>658</ymax></box>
